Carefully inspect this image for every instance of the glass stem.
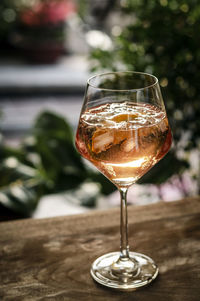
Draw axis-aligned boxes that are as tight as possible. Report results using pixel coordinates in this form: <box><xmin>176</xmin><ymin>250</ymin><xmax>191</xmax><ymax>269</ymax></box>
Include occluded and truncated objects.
<box><xmin>119</xmin><ymin>187</ymin><xmax>129</xmax><ymax>259</ymax></box>
<box><xmin>111</xmin><ymin>187</ymin><xmax>138</xmax><ymax>278</ymax></box>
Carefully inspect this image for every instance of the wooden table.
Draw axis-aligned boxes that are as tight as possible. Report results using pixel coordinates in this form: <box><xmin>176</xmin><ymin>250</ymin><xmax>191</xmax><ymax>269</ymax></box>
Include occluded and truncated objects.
<box><xmin>0</xmin><ymin>197</ymin><xmax>200</xmax><ymax>300</ymax></box>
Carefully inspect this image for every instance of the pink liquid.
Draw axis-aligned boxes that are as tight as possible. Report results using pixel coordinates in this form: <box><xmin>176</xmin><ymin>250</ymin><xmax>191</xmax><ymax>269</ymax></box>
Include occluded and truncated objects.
<box><xmin>76</xmin><ymin>102</ymin><xmax>172</xmax><ymax>187</ymax></box>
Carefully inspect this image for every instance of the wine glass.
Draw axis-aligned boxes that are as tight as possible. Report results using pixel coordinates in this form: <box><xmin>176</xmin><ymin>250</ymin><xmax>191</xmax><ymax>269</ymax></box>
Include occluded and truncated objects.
<box><xmin>75</xmin><ymin>71</ymin><xmax>172</xmax><ymax>290</ymax></box>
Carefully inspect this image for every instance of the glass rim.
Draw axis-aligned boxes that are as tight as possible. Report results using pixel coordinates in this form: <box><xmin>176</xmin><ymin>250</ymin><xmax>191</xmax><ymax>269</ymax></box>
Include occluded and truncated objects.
<box><xmin>87</xmin><ymin>71</ymin><xmax>159</xmax><ymax>92</ymax></box>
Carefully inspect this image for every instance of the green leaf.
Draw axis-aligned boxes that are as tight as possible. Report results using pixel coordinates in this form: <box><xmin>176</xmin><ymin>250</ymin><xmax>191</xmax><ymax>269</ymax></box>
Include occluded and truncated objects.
<box><xmin>0</xmin><ymin>157</ymin><xmax>46</xmax><ymax>215</ymax></box>
<box><xmin>34</xmin><ymin>111</ymin><xmax>73</xmax><ymax>143</ymax></box>
<box><xmin>31</xmin><ymin>111</ymin><xmax>87</xmax><ymax>190</ymax></box>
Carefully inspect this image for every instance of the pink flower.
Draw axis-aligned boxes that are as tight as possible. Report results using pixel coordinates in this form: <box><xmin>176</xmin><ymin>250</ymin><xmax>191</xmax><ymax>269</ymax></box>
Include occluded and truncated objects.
<box><xmin>20</xmin><ymin>0</ymin><xmax>76</xmax><ymax>26</ymax></box>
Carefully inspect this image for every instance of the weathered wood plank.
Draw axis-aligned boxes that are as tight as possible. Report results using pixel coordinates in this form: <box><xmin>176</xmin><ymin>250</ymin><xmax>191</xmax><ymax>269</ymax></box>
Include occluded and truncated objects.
<box><xmin>0</xmin><ymin>197</ymin><xmax>200</xmax><ymax>300</ymax></box>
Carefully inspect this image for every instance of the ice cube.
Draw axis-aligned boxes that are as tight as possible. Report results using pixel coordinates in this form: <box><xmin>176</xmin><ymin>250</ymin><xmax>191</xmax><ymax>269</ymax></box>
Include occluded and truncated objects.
<box><xmin>159</xmin><ymin>119</ymin><xmax>168</xmax><ymax>133</ymax></box>
<box><xmin>92</xmin><ymin>130</ymin><xmax>114</xmax><ymax>153</ymax></box>
<box><xmin>120</xmin><ymin>138</ymin><xmax>136</xmax><ymax>152</ymax></box>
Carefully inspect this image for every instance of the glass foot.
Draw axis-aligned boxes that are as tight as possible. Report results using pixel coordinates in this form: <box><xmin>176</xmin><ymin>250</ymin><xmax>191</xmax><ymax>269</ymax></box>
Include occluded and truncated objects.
<box><xmin>91</xmin><ymin>251</ymin><xmax>158</xmax><ymax>290</ymax></box>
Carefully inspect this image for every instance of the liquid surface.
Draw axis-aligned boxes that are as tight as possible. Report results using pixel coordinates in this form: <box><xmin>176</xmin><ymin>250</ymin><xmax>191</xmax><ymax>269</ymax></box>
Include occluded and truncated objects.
<box><xmin>76</xmin><ymin>102</ymin><xmax>172</xmax><ymax>187</ymax></box>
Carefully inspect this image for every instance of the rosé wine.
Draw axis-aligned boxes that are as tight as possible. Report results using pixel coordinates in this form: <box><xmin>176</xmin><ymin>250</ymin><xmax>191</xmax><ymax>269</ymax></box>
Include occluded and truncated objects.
<box><xmin>76</xmin><ymin>102</ymin><xmax>172</xmax><ymax>187</ymax></box>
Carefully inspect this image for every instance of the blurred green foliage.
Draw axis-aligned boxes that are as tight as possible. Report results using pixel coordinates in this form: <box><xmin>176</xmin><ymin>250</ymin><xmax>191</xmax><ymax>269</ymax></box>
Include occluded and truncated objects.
<box><xmin>0</xmin><ymin>0</ymin><xmax>17</xmax><ymax>42</ymax></box>
<box><xmin>90</xmin><ymin>0</ymin><xmax>200</xmax><ymax>151</ymax></box>
<box><xmin>90</xmin><ymin>0</ymin><xmax>200</xmax><ymax>191</ymax></box>
<box><xmin>0</xmin><ymin>112</ymin><xmax>115</xmax><ymax>217</ymax></box>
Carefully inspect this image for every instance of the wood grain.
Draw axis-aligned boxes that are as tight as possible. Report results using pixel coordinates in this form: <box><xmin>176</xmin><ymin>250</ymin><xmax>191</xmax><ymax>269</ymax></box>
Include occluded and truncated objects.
<box><xmin>0</xmin><ymin>197</ymin><xmax>200</xmax><ymax>301</ymax></box>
